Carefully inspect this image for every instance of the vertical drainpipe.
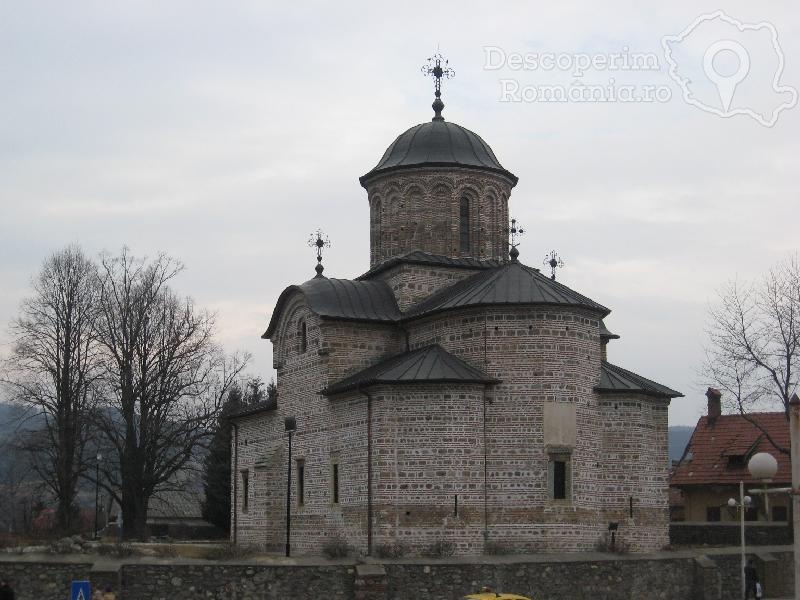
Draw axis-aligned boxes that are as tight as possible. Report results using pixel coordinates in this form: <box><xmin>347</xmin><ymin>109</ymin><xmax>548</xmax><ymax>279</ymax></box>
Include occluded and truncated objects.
<box><xmin>232</xmin><ymin>422</ymin><xmax>239</xmax><ymax>545</ymax></box>
<box><xmin>360</xmin><ymin>387</ymin><xmax>374</xmax><ymax>556</ymax></box>
<box><xmin>483</xmin><ymin>388</ymin><xmax>489</xmax><ymax>544</ymax></box>
<box><xmin>483</xmin><ymin>313</ymin><xmax>490</xmax><ymax>545</ymax></box>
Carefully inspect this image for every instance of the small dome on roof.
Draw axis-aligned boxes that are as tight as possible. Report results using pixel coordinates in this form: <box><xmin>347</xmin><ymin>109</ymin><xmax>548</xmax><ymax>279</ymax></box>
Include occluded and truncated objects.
<box><xmin>359</xmin><ymin>120</ymin><xmax>517</xmax><ymax>186</ymax></box>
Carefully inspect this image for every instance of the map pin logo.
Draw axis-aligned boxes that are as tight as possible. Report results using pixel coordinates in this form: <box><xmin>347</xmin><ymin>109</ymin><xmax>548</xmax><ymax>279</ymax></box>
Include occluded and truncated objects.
<box><xmin>703</xmin><ymin>40</ymin><xmax>750</xmax><ymax>113</ymax></box>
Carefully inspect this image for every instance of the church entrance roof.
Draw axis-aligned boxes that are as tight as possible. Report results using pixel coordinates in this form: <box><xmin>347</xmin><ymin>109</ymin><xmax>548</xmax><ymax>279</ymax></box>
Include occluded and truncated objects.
<box><xmin>321</xmin><ymin>344</ymin><xmax>499</xmax><ymax>396</ymax></box>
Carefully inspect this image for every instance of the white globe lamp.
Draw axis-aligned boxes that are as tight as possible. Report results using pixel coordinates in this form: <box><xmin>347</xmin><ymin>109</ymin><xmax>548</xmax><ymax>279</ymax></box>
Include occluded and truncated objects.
<box><xmin>748</xmin><ymin>452</ymin><xmax>778</xmax><ymax>481</ymax></box>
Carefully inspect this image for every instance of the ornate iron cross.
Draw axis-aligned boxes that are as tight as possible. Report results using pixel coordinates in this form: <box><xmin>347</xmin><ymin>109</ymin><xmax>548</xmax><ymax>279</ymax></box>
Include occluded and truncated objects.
<box><xmin>308</xmin><ymin>229</ymin><xmax>331</xmax><ymax>278</ymax></box>
<box><xmin>421</xmin><ymin>51</ymin><xmax>455</xmax><ymax>120</ymax></box>
<box><xmin>507</xmin><ymin>217</ymin><xmax>524</xmax><ymax>261</ymax></box>
<box><xmin>544</xmin><ymin>250</ymin><xmax>565</xmax><ymax>280</ymax></box>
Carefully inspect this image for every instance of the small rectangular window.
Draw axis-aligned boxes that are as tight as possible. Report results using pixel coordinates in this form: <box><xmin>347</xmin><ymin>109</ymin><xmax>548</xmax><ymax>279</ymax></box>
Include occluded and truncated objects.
<box><xmin>706</xmin><ymin>506</ymin><xmax>721</xmax><ymax>522</ymax></box>
<box><xmin>241</xmin><ymin>470</ymin><xmax>249</xmax><ymax>512</ymax></box>
<box><xmin>459</xmin><ymin>197</ymin><xmax>470</xmax><ymax>253</ymax></box>
<box><xmin>547</xmin><ymin>452</ymin><xmax>571</xmax><ymax>501</ymax></box>
<box><xmin>553</xmin><ymin>461</ymin><xmax>567</xmax><ymax>499</ymax></box>
<box><xmin>299</xmin><ymin>319</ymin><xmax>307</xmax><ymax>353</ymax></box>
<box><xmin>332</xmin><ymin>463</ymin><xmax>340</xmax><ymax>504</ymax></box>
<box><xmin>297</xmin><ymin>459</ymin><xmax>305</xmax><ymax>506</ymax></box>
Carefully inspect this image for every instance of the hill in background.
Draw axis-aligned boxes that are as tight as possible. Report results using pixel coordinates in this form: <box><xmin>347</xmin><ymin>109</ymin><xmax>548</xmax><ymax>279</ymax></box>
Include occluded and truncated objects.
<box><xmin>669</xmin><ymin>425</ymin><xmax>694</xmax><ymax>463</ymax></box>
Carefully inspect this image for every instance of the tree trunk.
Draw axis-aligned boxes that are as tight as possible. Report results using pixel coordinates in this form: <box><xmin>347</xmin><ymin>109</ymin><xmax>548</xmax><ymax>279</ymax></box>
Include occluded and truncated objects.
<box><xmin>121</xmin><ymin>483</ymin><xmax>150</xmax><ymax>540</ymax></box>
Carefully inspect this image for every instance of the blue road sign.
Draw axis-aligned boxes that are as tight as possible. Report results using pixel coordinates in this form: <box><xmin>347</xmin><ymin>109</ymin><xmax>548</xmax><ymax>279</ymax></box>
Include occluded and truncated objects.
<box><xmin>71</xmin><ymin>580</ymin><xmax>91</xmax><ymax>600</ymax></box>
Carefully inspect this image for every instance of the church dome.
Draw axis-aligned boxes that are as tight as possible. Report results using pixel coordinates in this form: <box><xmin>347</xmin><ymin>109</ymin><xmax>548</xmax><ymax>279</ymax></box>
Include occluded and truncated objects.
<box><xmin>359</xmin><ymin>120</ymin><xmax>518</xmax><ymax>187</ymax></box>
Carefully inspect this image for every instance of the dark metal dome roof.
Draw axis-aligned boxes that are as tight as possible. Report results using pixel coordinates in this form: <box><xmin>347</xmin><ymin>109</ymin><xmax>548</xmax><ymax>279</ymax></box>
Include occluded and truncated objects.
<box><xmin>262</xmin><ymin>277</ymin><xmax>401</xmax><ymax>339</ymax></box>
<box><xmin>359</xmin><ymin>120</ymin><xmax>517</xmax><ymax>186</ymax></box>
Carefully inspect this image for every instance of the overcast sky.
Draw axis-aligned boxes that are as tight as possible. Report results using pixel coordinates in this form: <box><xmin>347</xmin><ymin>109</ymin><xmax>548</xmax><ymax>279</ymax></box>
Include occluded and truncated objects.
<box><xmin>1</xmin><ymin>1</ymin><xmax>798</xmax><ymax>426</ymax></box>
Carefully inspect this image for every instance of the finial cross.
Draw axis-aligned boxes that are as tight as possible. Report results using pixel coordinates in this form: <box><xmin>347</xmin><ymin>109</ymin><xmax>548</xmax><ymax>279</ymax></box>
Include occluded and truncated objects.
<box><xmin>421</xmin><ymin>51</ymin><xmax>455</xmax><ymax>120</ymax></box>
<box><xmin>507</xmin><ymin>218</ymin><xmax>525</xmax><ymax>262</ymax></box>
<box><xmin>308</xmin><ymin>229</ymin><xmax>331</xmax><ymax>278</ymax></box>
<box><xmin>544</xmin><ymin>250</ymin><xmax>565</xmax><ymax>280</ymax></box>
<box><xmin>421</xmin><ymin>51</ymin><xmax>455</xmax><ymax>97</ymax></box>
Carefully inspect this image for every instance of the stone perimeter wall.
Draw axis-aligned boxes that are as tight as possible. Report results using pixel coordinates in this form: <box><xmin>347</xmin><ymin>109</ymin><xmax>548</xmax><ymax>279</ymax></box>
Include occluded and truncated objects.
<box><xmin>0</xmin><ymin>550</ymin><xmax>794</xmax><ymax>600</ymax></box>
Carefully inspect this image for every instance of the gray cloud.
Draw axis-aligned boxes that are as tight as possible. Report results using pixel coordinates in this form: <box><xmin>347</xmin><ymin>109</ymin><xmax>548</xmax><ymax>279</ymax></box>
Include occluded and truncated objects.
<box><xmin>1</xmin><ymin>1</ymin><xmax>798</xmax><ymax>427</ymax></box>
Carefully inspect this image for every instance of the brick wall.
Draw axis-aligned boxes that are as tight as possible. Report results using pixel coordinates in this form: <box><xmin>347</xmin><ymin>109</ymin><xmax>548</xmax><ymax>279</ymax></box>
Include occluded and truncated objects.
<box><xmin>248</xmin><ymin>271</ymin><xmax>670</xmax><ymax>555</ymax></box>
<box><xmin>5</xmin><ymin>550</ymin><xmax>791</xmax><ymax>600</ymax></box>
<box><xmin>364</xmin><ymin>168</ymin><xmax>513</xmax><ymax>266</ymax></box>
<box><xmin>375</xmin><ymin>262</ymin><xmax>481</xmax><ymax>311</ymax></box>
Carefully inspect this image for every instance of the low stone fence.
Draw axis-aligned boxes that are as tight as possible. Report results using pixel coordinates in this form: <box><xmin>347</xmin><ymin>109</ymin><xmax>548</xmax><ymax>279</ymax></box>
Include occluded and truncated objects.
<box><xmin>670</xmin><ymin>522</ymin><xmax>793</xmax><ymax>547</ymax></box>
<box><xmin>0</xmin><ymin>547</ymin><xmax>794</xmax><ymax>600</ymax></box>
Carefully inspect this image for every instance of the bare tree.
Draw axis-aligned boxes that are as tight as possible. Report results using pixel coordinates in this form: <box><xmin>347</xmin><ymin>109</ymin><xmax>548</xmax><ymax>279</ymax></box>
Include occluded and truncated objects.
<box><xmin>92</xmin><ymin>248</ymin><xmax>247</xmax><ymax>539</ymax></box>
<box><xmin>1</xmin><ymin>246</ymin><xmax>100</xmax><ymax>531</ymax></box>
<box><xmin>0</xmin><ymin>436</ymin><xmax>46</xmax><ymax>535</ymax></box>
<box><xmin>704</xmin><ymin>254</ymin><xmax>800</xmax><ymax>454</ymax></box>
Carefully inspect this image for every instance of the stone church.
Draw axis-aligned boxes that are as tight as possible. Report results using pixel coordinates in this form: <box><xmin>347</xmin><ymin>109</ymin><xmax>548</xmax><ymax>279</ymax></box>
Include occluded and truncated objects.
<box><xmin>231</xmin><ymin>58</ymin><xmax>681</xmax><ymax>556</ymax></box>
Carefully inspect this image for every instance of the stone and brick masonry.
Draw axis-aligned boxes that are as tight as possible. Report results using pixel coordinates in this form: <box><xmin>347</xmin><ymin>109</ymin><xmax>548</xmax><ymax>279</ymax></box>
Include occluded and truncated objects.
<box><xmin>0</xmin><ymin>549</ymin><xmax>794</xmax><ymax>600</ymax></box>
<box><xmin>232</xmin><ymin>105</ymin><xmax>679</xmax><ymax>557</ymax></box>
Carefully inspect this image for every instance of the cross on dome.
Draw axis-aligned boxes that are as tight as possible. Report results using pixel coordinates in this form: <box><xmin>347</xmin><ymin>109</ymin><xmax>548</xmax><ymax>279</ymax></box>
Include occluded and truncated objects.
<box><xmin>421</xmin><ymin>50</ymin><xmax>455</xmax><ymax>121</ymax></box>
<box><xmin>544</xmin><ymin>250</ymin><xmax>565</xmax><ymax>280</ymax></box>
<box><xmin>508</xmin><ymin>218</ymin><xmax>524</xmax><ymax>262</ymax></box>
<box><xmin>308</xmin><ymin>229</ymin><xmax>331</xmax><ymax>278</ymax></box>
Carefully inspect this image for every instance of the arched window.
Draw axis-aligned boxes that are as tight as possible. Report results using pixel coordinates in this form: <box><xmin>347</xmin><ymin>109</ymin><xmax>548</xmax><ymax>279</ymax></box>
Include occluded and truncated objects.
<box><xmin>459</xmin><ymin>196</ymin><xmax>470</xmax><ymax>253</ymax></box>
<box><xmin>299</xmin><ymin>319</ymin><xmax>307</xmax><ymax>353</ymax></box>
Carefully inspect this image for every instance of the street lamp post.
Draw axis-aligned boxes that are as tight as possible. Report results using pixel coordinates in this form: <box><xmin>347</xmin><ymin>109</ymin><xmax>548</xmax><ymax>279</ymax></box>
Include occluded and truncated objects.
<box><xmin>285</xmin><ymin>416</ymin><xmax>297</xmax><ymax>558</ymax></box>
<box><xmin>728</xmin><ymin>487</ymin><xmax>752</xmax><ymax>600</ymax></box>
<box><xmin>748</xmin><ymin>452</ymin><xmax>779</xmax><ymax>520</ymax></box>
<box><xmin>729</xmin><ymin>451</ymin><xmax>780</xmax><ymax>600</ymax></box>
<box><xmin>789</xmin><ymin>394</ymin><xmax>800</xmax><ymax>600</ymax></box>
<box><xmin>94</xmin><ymin>453</ymin><xmax>102</xmax><ymax>539</ymax></box>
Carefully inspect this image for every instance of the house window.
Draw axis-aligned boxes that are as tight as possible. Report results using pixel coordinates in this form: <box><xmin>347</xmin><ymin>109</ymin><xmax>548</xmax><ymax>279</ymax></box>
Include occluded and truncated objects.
<box><xmin>459</xmin><ymin>197</ymin><xmax>470</xmax><ymax>253</ymax></box>
<box><xmin>547</xmin><ymin>451</ymin><xmax>571</xmax><ymax>501</ymax></box>
<box><xmin>241</xmin><ymin>470</ymin><xmax>249</xmax><ymax>512</ymax></box>
<box><xmin>706</xmin><ymin>506</ymin><xmax>721</xmax><ymax>522</ymax></box>
<box><xmin>727</xmin><ymin>455</ymin><xmax>746</xmax><ymax>468</ymax></box>
<box><xmin>773</xmin><ymin>506</ymin><xmax>788</xmax><ymax>521</ymax></box>
<box><xmin>297</xmin><ymin>459</ymin><xmax>305</xmax><ymax>506</ymax></box>
<box><xmin>332</xmin><ymin>462</ymin><xmax>340</xmax><ymax>504</ymax></box>
<box><xmin>299</xmin><ymin>319</ymin><xmax>307</xmax><ymax>353</ymax></box>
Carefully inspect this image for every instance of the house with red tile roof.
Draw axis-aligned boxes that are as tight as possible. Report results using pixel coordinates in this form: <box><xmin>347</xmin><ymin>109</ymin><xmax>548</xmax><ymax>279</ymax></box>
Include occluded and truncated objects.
<box><xmin>670</xmin><ymin>388</ymin><xmax>791</xmax><ymax>523</ymax></box>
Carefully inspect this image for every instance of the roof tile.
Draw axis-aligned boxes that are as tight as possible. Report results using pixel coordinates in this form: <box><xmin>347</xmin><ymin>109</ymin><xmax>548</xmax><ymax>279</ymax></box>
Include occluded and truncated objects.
<box><xmin>670</xmin><ymin>413</ymin><xmax>790</xmax><ymax>486</ymax></box>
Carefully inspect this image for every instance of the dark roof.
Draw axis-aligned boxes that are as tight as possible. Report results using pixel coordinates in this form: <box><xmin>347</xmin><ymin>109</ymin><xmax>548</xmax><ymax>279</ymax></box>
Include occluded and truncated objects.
<box><xmin>229</xmin><ymin>398</ymin><xmax>277</xmax><ymax>420</ymax></box>
<box><xmin>600</xmin><ymin>320</ymin><xmax>620</xmax><ymax>340</ymax></box>
<box><xmin>359</xmin><ymin>120</ymin><xmax>518</xmax><ymax>186</ymax></box>
<box><xmin>404</xmin><ymin>260</ymin><xmax>610</xmax><ymax>319</ymax></box>
<box><xmin>596</xmin><ymin>361</ymin><xmax>683</xmax><ymax>398</ymax></box>
<box><xmin>263</xmin><ymin>277</ymin><xmax>401</xmax><ymax>339</ymax></box>
<box><xmin>671</xmin><ymin>413</ymin><xmax>790</xmax><ymax>486</ymax></box>
<box><xmin>358</xmin><ymin>251</ymin><xmax>504</xmax><ymax>280</ymax></box>
<box><xmin>148</xmin><ymin>490</ymin><xmax>203</xmax><ymax>520</ymax></box>
<box><xmin>321</xmin><ymin>344</ymin><xmax>499</xmax><ymax>396</ymax></box>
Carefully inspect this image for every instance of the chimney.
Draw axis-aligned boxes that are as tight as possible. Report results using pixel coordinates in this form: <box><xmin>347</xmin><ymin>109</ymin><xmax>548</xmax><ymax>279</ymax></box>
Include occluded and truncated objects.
<box><xmin>706</xmin><ymin>387</ymin><xmax>722</xmax><ymax>421</ymax></box>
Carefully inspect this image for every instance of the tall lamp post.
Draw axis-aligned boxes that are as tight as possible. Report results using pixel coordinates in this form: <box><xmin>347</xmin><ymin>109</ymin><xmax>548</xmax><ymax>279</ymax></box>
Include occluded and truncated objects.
<box><xmin>729</xmin><ymin>451</ymin><xmax>780</xmax><ymax>600</ymax></box>
<box><xmin>285</xmin><ymin>416</ymin><xmax>297</xmax><ymax>558</ymax></box>
<box><xmin>728</xmin><ymin>488</ymin><xmax>752</xmax><ymax>600</ymax></box>
<box><xmin>789</xmin><ymin>393</ymin><xmax>800</xmax><ymax>600</ymax></box>
<box><xmin>93</xmin><ymin>453</ymin><xmax>102</xmax><ymax>539</ymax></box>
